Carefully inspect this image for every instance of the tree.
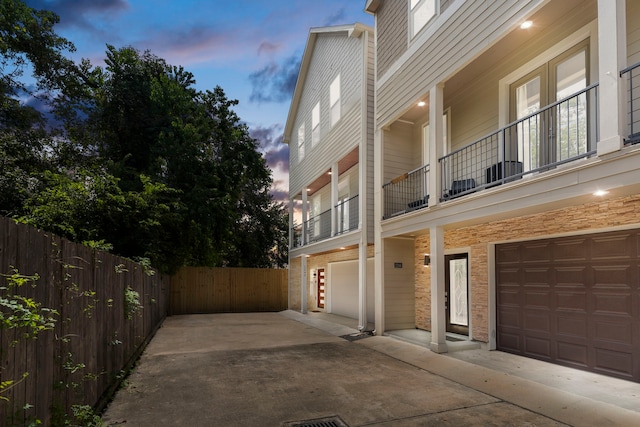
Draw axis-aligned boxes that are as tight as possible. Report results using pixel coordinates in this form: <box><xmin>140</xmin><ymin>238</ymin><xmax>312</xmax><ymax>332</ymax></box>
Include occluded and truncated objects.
<box><xmin>2</xmin><ymin>1</ymin><xmax>289</xmax><ymax>272</ymax></box>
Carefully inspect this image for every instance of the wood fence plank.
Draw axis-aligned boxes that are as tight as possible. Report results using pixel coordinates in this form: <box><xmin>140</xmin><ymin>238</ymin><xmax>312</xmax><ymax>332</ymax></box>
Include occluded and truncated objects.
<box><xmin>167</xmin><ymin>267</ymin><xmax>288</xmax><ymax>314</ymax></box>
<box><xmin>0</xmin><ymin>216</ymin><xmax>168</xmax><ymax>426</ymax></box>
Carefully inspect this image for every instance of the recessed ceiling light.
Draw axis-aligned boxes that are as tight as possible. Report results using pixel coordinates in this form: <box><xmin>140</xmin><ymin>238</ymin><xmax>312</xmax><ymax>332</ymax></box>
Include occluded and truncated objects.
<box><xmin>520</xmin><ymin>20</ymin><xmax>533</xmax><ymax>30</ymax></box>
<box><xmin>593</xmin><ymin>190</ymin><xmax>609</xmax><ymax>197</ymax></box>
<box><xmin>417</xmin><ymin>101</ymin><xmax>426</xmax><ymax>107</ymax></box>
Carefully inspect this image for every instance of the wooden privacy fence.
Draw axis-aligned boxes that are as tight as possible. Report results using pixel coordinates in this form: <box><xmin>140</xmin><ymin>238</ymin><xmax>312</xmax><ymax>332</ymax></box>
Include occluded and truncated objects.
<box><xmin>169</xmin><ymin>267</ymin><xmax>288</xmax><ymax>314</ymax></box>
<box><xmin>0</xmin><ymin>217</ymin><xmax>168</xmax><ymax>426</ymax></box>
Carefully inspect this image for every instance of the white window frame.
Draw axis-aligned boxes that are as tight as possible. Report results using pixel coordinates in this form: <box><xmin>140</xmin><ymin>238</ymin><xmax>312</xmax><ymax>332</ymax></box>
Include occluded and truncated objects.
<box><xmin>498</xmin><ymin>21</ymin><xmax>597</xmax><ymax>128</ymax></box>
<box><xmin>337</xmin><ymin>179</ymin><xmax>350</xmax><ymax>232</ymax></box>
<box><xmin>409</xmin><ymin>0</ymin><xmax>437</xmax><ymax>40</ymax></box>
<box><xmin>297</xmin><ymin>123</ymin><xmax>305</xmax><ymax>161</ymax></box>
<box><xmin>330</xmin><ymin>74</ymin><xmax>341</xmax><ymax>127</ymax></box>
<box><xmin>312</xmin><ymin>102</ymin><xmax>320</xmax><ymax>146</ymax></box>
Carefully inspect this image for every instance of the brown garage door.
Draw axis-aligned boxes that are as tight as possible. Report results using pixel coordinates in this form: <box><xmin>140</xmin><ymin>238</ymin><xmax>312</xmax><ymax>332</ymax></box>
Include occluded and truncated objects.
<box><xmin>496</xmin><ymin>229</ymin><xmax>640</xmax><ymax>382</ymax></box>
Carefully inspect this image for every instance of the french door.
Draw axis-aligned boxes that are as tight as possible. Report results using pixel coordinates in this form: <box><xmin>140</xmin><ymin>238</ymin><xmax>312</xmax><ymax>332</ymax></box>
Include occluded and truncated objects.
<box><xmin>510</xmin><ymin>41</ymin><xmax>589</xmax><ymax>172</ymax></box>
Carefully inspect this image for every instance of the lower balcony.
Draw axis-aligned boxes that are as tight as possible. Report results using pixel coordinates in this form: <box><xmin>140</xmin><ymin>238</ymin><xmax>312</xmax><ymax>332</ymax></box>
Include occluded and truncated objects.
<box><xmin>291</xmin><ymin>195</ymin><xmax>360</xmax><ymax>248</ymax></box>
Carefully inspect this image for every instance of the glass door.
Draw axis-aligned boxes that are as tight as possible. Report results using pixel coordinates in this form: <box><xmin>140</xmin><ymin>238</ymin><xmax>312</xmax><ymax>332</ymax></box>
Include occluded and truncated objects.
<box><xmin>445</xmin><ymin>253</ymin><xmax>469</xmax><ymax>336</ymax></box>
<box><xmin>511</xmin><ymin>67</ymin><xmax>546</xmax><ymax>172</ymax></box>
<box><xmin>510</xmin><ymin>40</ymin><xmax>589</xmax><ymax>171</ymax></box>
<box><xmin>551</xmin><ymin>47</ymin><xmax>588</xmax><ymax>163</ymax></box>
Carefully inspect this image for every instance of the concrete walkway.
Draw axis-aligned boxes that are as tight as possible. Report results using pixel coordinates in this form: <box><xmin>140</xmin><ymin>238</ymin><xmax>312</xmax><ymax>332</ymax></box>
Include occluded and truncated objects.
<box><xmin>102</xmin><ymin>311</ymin><xmax>640</xmax><ymax>426</ymax></box>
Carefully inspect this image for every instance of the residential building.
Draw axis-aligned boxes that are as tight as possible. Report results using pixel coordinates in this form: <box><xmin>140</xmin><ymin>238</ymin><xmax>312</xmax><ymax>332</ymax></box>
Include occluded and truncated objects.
<box><xmin>284</xmin><ymin>23</ymin><xmax>375</xmax><ymax>331</ymax></box>
<box><xmin>365</xmin><ymin>0</ymin><xmax>640</xmax><ymax>382</ymax></box>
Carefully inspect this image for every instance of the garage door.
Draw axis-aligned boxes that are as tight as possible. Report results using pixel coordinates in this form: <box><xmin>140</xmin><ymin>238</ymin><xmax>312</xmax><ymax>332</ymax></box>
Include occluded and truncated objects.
<box><xmin>496</xmin><ymin>229</ymin><xmax>640</xmax><ymax>382</ymax></box>
<box><xmin>328</xmin><ymin>259</ymin><xmax>374</xmax><ymax>322</ymax></box>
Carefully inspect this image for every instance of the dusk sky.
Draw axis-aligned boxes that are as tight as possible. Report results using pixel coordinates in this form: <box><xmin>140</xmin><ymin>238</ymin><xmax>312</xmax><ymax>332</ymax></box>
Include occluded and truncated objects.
<box><xmin>25</xmin><ymin>0</ymin><xmax>374</xmax><ymax>204</ymax></box>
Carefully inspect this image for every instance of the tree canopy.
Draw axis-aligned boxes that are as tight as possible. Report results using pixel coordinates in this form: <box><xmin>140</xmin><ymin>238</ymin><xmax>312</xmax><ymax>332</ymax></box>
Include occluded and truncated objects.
<box><xmin>0</xmin><ymin>0</ymin><xmax>288</xmax><ymax>273</ymax></box>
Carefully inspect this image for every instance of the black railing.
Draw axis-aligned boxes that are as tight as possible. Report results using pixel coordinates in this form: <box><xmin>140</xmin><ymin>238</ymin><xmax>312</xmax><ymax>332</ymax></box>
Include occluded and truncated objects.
<box><xmin>336</xmin><ymin>195</ymin><xmax>359</xmax><ymax>234</ymax></box>
<box><xmin>304</xmin><ymin>208</ymin><xmax>332</xmax><ymax>243</ymax></box>
<box><xmin>439</xmin><ymin>83</ymin><xmax>598</xmax><ymax>201</ymax></box>
<box><xmin>621</xmin><ymin>61</ymin><xmax>640</xmax><ymax>144</ymax></box>
<box><xmin>382</xmin><ymin>164</ymin><xmax>429</xmax><ymax>219</ymax></box>
<box><xmin>290</xmin><ymin>223</ymin><xmax>303</xmax><ymax>248</ymax></box>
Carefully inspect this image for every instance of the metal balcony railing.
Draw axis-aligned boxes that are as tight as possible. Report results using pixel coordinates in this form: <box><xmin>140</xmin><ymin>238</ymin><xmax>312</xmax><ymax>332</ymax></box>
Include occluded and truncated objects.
<box><xmin>382</xmin><ymin>164</ymin><xmax>429</xmax><ymax>219</ymax></box>
<box><xmin>336</xmin><ymin>194</ymin><xmax>359</xmax><ymax>235</ymax></box>
<box><xmin>439</xmin><ymin>83</ymin><xmax>598</xmax><ymax>201</ymax></box>
<box><xmin>290</xmin><ymin>223</ymin><xmax>302</xmax><ymax>249</ymax></box>
<box><xmin>621</xmin><ymin>61</ymin><xmax>640</xmax><ymax>144</ymax></box>
<box><xmin>304</xmin><ymin>208</ymin><xmax>332</xmax><ymax>244</ymax></box>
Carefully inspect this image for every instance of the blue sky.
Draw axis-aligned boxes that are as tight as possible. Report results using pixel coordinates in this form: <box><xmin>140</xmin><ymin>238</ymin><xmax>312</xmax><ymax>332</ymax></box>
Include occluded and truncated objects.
<box><xmin>25</xmin><ymin>0</ymin><xmax>374</xmax><ymax>203</ymax></box>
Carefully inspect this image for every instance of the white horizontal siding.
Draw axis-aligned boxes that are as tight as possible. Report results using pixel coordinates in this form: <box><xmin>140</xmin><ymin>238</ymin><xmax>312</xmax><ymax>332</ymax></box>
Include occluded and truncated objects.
<box><xmin>377</xmin><ymin>0</ymin><xmax>543</xmax><ymax>128</ymax></box>
<box><xmin>384</xmin><ymin>238</ymin><xmax>415</xmax><ymax>330</ymax></box>
<box><xmin>383</xmin><ymin>121</ymin><xmax>419</xmax><ymax>184</ymax></box>
<box><xmin>289</xmin><ymin>31</ymin><xmax>365</xmax><ymax>196</ymax></box>
<box><xmin>629</xmin><ymin>0</ymin><xmax>640</xmax><ymax>65</ymax></box>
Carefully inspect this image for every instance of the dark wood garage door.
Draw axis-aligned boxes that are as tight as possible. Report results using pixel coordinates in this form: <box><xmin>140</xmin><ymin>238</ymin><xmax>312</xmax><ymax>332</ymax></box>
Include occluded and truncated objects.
<box><xmin>496</xmin><ymin>229</ymin><xmax>640</xmax><ymax>382</ymax></box>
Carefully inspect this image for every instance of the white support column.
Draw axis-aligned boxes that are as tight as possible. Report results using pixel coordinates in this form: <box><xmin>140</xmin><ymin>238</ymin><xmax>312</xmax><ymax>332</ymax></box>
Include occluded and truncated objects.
<box><xmin>331</xmin><ymin>163</ymin><xmax>339</xmax><ymax>236</ymax></box>
<box><xmin>301</xmin><ymin>189</ymin><xmax>308</xmax><ymax>245</ymax></box>
<box><xmin>358</xmin><ymin>95</ymin><xmax>369</xmax><ymax>331</ymax></box>
<box><xmin>374</xmin><ymin>128</ymin><xmax>385</xmax><ymax>334</ymax></box>
<box><xmin>429</xmin><ymin>225</ymin><xmax>447</xmax><ymax>353</ymax></box>
<box><xmin>597</xmin><ymin>0</ymin><xmax>627</xmax><ymax>155</ymax></box>
<box><xmin>428</xmin><ymin>84</ymin><xmax>444</xmax><ymax>205</ymax></box>
<box><xmin>301</xmin><ymin>255</ymin><xmax>308</xmax><ymax>314</ymax></box>
<box><xmin>358</xmin><ymin>240</ymin><xmax>368</xmax><ymax>331</ymax></box>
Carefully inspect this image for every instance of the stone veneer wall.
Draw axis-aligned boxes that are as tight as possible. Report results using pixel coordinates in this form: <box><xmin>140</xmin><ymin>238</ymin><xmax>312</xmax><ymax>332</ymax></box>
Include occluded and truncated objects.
<box><xmin>289</xmin><ymin>257</ymin><xmax>302</xmax><ymax>311</ymax></box>
<box><xmin>414</xmin><ymin>194</ymin><xmax>640</xmax><ymax>342</ymax></box>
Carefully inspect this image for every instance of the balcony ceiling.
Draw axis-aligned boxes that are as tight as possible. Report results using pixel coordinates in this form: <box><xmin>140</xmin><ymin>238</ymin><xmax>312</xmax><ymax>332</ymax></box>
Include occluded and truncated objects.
<box><xmin>398</xmin><ymin>0</ymin><xmax>596</xmax><ymax>124</ymax></box>
<box><xmin>444</xmin><ymin>0</ymin><xmax>596</xmax><ymax>96</ymax></box>
<box><xmin>306</xmin><ymin>147</ymin><xmax>359</xmax><ymax>196</ymax></box>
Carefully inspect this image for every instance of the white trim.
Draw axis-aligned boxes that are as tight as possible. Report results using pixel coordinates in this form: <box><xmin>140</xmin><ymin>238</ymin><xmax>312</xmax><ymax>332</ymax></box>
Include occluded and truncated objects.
<box><xmin>378</xmin><ymin>0</ymin><xmax>464</xmax><ymax>89</ymax></box>
<box><xmin>498</xmin><ymin>20</ymin><xmax>598</xmax><ymax>128</ymax></box>
<box><xmin>408</xmin><ymin>0</ymin><xmax>439</xmax><ymax>42</ymax></box>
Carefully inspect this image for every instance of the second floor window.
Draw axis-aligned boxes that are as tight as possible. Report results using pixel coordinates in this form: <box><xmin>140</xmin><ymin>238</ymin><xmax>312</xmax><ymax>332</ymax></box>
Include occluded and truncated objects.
<box><xmin>312</xmin><ymin>102</ymin><xmax>320</xmax><ymax>146</ymax></box>
<box><xmin>298</xmin><ymin>123</ymin><xmax>305</xmax><ymax>161</ymax></box>
<box><xmin>410</xmin><ymin>0</ymin><xmax>436</xmax><ymax>39</ymax></box>
<box><xmin>330</xmin><ymin>74</ymin><xmax>341</xmax><ymax>127</ymax></box>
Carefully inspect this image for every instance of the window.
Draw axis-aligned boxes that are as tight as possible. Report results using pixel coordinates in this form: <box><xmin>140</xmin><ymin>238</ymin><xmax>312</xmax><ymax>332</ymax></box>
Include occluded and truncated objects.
<box><xmin>338</xmin><ymin>180</ymin><xmax>350</xmax><ymax>233</ymax></box>
<box><xmin>297</xmin><ymin>123</ymin><xmax>305</xmax><ymax>161</ymax></box>
<box><xmin>312</xmin><ymin>196</ymin><xmax>321</xmax><ymax>238</ymax></box>
<box><xmin>410</xmin><ymin>0</ymin><xmax>436</xmax><ymax>39</ymax></box>
<box><xmin>509</xmin><ymin>40</ymin><xmax>589</xmax><ymax>172</ymax></box>
<box><xmin>330</xmin><ymin>75</ymin><xmax>341</xmax><ymax>127</ymax></box>
<box><xmin>312</xmin><ymin>102</ymin><xmax>320</xmax><ymax>146</ymax></box>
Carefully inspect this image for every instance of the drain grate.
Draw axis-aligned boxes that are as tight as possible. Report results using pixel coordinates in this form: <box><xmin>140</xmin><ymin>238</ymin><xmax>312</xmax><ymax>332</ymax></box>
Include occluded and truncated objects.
<box><xmin>282</xmin><ymin>415</ymin><xmax>350</xmax><ymax>427</ymax></box>
<box><xmin>340</xmin><ymin>331</ymin><xmax>373</xmax><ymax>342</ymax></box>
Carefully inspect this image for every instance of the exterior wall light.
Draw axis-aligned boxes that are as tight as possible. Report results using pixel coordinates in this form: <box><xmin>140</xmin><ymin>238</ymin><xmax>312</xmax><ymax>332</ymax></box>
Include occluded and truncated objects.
<box><xmin>424</xmin><ymin>254</ymin><xmax>431</xmax><ymax>266</ymax></box>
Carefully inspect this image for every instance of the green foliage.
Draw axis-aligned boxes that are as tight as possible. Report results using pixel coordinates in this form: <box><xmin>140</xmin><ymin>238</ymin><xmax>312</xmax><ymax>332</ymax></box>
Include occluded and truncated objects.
<box><xmin>1</xmin><ymin>0</ymin><xmax>289</xmax><ymax>274</ymax></box>
<box><xmin>0</xmin><ymin>268</ymin><xmax>58</xmax><ymax>338</ymax></box>
<box><xmin>71</xmin><ymin>405</ymin><xmax>103</xmax><ymax>427</ymax></box>
<box><xmin>123</xmin><ymin>286</ymin><xmax>142</xmax><ymax>320</ymax></box>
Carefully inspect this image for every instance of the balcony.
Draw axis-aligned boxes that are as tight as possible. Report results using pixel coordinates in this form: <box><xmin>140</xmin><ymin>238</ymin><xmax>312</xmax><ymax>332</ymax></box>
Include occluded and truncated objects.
<box><xmin>383</xmin><ymin>84</ymin><xmax>599</xmax><ymax>218</ymax></box>
<box><xmin>382</xmin><ymin>164</ymin><xmax>429</xmax><ymax>219</ymax></box>
<box><xmin>336</xmin><ymin>194</ymin><xmax>359</xmax><ymax>234</ymax></box>
<box><xmin>305</xmin><ymin>208</ymin><xmax>332</xmax><ymax>244</ymax></box>
<box><xmin>621</xmin><ymin>61</ymin><xmax>640</xmax><ymax>144</ymax></box>
<box><xmin>291</xmin><ymin>194</ymin><xmax>360</xmax><ymax>249</ymax></box>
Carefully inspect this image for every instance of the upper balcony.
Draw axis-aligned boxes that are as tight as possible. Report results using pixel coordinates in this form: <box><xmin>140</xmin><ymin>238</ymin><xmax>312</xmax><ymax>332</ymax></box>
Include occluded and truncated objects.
<box><xmin>290</xmin><ymin>147</ymin><xmax>364</xmax><ymax>250</ymax></box>
<box><xmin>383</xmin><ymin>83</ymin><xmax>602</xmax><ymax>219</ymax></box>
<box><xmin>380</xmin><ymin>1</ymin><xmax>640</xmax><ymax>222</ymax></box>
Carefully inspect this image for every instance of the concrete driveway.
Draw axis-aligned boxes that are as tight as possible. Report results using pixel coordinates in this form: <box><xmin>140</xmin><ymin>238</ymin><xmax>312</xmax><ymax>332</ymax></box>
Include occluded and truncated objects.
<box><xmin>101</xmin><ymin>312</ymin><xmax>640</xmax><ymax>426</ymax></box>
